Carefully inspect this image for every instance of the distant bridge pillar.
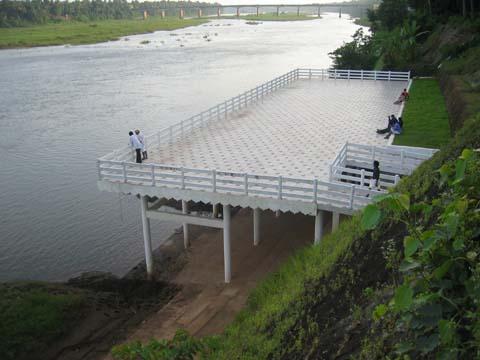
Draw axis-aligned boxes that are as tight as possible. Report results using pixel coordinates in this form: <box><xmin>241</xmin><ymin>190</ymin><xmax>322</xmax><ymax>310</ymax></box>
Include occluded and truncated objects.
<box><xmin>182</xmin><ymin>200</ymin><xmax>189</xmax><ymax>248</ymax></box>
<box><xmin>332</xmin><ymin>212</ymin><xmax>340</xmax><ymax>231</ymax></box>
<box><xmin>197</xmin><ymin>8</ymin><xmax>202</xmax><ymax>18</ymax></box>
<box><xmin>253</xmin><ymin>208</ymin><xmax>260</xmax><ymax>246</ymax></box>
<box><xmin>160</xmin><ymin>10</ymin><xmax>165</xmax><ymax>19</ymax></box>
<box><xmin>179</xmin><ymin>8</ymin><xmax>184</xmax><ymax>19</ymax></box>
<box><xmin>297</xmin><ymin>6</ymin><xmax>300</xmax><ymax>16</ymax></box>
<box><xmin>217</xmin><ymin>7</ymin><xmax>221</xmax><ymax>17</ymax></box>
<box><xmin>276</xmin><ymin>6</ymin><xmax>280</xmax><ymax>16</ymax></box>
<box><xmin>236</xmin><ymin>7</ymin><xmax>240</xmax><ymax>17</ymax></box>
<box><xmin>223</xmin><ymin>204</ymin><xmax>232</xmax><ymax>283</ymax></box>
<box><xmin>339</xmin><ymin>8</ymin><xmax>342</xmax><ymax>18</ymax></box>
<box><xmin>256</xmin><ymin>6</ymin><xmax>259</xmax><ymax>16</ymax></box>
<box><xmin>317</xmin><ymin>6</ymin><xmax>321</xmax><ymax>17</ymax></box>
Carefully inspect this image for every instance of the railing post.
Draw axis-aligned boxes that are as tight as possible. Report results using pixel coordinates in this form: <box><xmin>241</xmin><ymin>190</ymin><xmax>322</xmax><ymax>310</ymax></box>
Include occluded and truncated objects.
<box><xmin>244</xmin><ymin>173</ymin><xmax>248</xmax><ymax>194</ymax></box>
<box><xmin>360</xmin><ymin>169</ymin><xmax>365</xmax><ymax>187</ymax></box>
<box><xmin>278</xmin><ymin>176</ymin><xmax>283</xmax><ymax>200</ymax></box>
<box><xmin>151</xmin><ymin>164</ymin><xmax>156</xmax><ymax>186</ymax></box>
<box><xmin>309</xmin><ymin>69</ymin><xmax>312</xmax><ymax>79</ymax></box>
<box><xmin>181</xmin><ymin>167</ymin><xmax>185</xmax><ymax>189</ymax></box>
<box><xmin>374</xmin><ymin>71</ymin><xmax>377</xmax><ymax>81</ymax></box>
<box><xmin>212</xmin><ymin>169</ymin><xmax>217</xmax><ymax>192</ymax></box>
<box><xmin>395</xmin><ymin>174</ymin><xmax>400</xmax><ymax>185</ymax></box>
<box><xmin>361</xmin><ymin>69</ymin><xmax>364</xmax><ymax>80</ymax></box>
<box><xmin>313</xmin><ymin>179</ymin><xmax>318</xmax><ymax>203</ymax></box>
<box><xmin>122</xmin><ymin>162</ymin><xmax>127</xmax><ymax>183</ymax></box>
<box><xmin>334</xmin><ymin>69</ymin><xmax>337</xmax><ymax>80</ymax></box>
<box><xmin>388</xmin><ymin>71</ymin><xmax>391</xmax><ymax>81</ymax></box>
<box><xmin>349</xmin><ymin>185</ymin><xmax>355</xmax><ymax>209</ymax></box>
<box><xmin>348</xmin><ymin>69</ymin><xmax>350</xmax><ymax>80</ymax></box>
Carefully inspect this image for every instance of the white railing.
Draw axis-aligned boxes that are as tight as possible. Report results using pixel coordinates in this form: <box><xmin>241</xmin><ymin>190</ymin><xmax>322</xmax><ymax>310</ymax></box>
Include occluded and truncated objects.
<box><xmin>97</xmin><ymin>160</ymin><xmax>384</xmax><ymax>212</ymax></box>
<box><xmin>330</xmin><ymin>143</ymin><xmax>437</xmax><ymax>189</ymax></box>
<box><xmin>297</xmin><ymin>68</ymin><xmax>411</xmax><ymax>81</ymax></box>
<box><xmin>100</xmin><ymin>68</ymin><xmax>411</xmax><ymax>163</ymax></box>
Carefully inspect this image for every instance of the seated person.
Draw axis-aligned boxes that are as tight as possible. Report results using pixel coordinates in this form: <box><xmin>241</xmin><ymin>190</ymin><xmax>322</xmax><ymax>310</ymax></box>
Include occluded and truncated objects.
<box><xmin>394</xmin><ymin>88</ymin><xmax>409</xmax><ymax>104</ymax></box>
<box><xmin>384</xmin><ymin>117</ymin><xmax>402</xmax><ymax>139</ymax></box>
<box><xmin>377</xmin><ymin>115</ymin><xmax>396</xmax><ymax>134</ymax></box>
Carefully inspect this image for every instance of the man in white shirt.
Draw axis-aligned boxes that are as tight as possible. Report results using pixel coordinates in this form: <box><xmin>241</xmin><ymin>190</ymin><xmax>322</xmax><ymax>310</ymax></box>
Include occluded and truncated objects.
<box><xmin>129</xmin><ymin>131</ymin><xmax>143</xmax><ymax>163</ymax></box>
<box><xmin>135</xmin><ymin>129</ymin><xmax>148</xmax><ymax>160</ymax></box>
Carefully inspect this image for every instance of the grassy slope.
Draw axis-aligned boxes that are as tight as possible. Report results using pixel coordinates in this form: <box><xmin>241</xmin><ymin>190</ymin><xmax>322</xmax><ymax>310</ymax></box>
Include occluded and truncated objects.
<box><xmin>0</xmin><ymin>282</ymin><xmax>86</xmax><ymax>360</ymax></box>
<box><xmin>393</xmin><ymin>79</ymin><xmax>451</xmax><ymax>149</ymax></box>
<box><xmin>0</xmin><ymin>17</ymin><xmax>208</xmax><ymax>49</ymax></box>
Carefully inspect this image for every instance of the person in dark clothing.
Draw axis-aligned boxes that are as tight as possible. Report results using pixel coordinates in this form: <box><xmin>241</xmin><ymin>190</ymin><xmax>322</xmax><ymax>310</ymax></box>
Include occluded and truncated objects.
<box><xmin>129</xmin><ymin>131</ymin><xmax>143</xmax><ymax>164</ymax></box>
<box><xmin>370</xmin><ymin>160</ymin><xmax>380</xmax><ymax>190</ymax></box>
<box><xmin>377</xmin><ymin>115</ymin><xmax>396</xmax><ymax>134</ymax></box>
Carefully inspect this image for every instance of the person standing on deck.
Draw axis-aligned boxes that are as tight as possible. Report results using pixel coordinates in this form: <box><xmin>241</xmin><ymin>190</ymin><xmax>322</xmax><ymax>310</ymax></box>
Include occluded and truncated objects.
<box><xmin>135</xmin><ymin>129</ymin><xmax>148</xmax><ymax>160</ymax></box>
<box><xmin>370</xmin><ymin>160</ymin><xmax>381</xmax><ymax>190</ymax></box>
<box><xmin>129</xmin><ymin>131</ymin><xmax>142</xmax><ymax>164</ymax></box>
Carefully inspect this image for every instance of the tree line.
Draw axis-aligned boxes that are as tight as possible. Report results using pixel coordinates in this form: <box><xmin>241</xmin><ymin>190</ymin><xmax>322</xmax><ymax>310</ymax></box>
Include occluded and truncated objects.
<box><xmin>330</xmin><ymin>0</ymin><xmax>478</xmax><ymax>72</ymax></box>
<box><xmin>0</xmin><ymin>0</ymin><xmax>219</xmax><ymax>27</ymax></box>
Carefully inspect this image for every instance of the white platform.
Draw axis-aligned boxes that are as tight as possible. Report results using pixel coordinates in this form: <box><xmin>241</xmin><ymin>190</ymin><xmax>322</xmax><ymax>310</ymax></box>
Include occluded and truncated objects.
<box><xmin>149</xmin><ymin>79</ymin><xmax>406</xmax><ymax>181</ymax></box>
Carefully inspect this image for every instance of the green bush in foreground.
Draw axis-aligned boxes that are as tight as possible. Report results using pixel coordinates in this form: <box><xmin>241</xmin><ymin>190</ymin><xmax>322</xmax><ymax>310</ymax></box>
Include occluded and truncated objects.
<box><xmin>0</xmin><ymin>282</ymin><xmax>86</xmax><ymax>360</ymax></box>
<box><xmin>361</xmin><ymin>149</ymin><xmax>480</xmax><ymax>358</ymax></box>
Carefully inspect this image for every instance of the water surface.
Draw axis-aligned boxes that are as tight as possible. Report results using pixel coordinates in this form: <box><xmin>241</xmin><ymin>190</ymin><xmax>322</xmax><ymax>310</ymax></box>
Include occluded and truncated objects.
<box><xmin>0</xmin><ymin>13</ymin><xmax>361</xmax><ymax>281</ymax></box>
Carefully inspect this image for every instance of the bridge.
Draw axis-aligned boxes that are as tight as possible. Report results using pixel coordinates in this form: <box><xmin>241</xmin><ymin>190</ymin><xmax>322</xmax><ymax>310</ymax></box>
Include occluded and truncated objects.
<box><xmin>149</xmin><ymin>3</ymin><xmax>371</xmax><ymax>19</ymax></box>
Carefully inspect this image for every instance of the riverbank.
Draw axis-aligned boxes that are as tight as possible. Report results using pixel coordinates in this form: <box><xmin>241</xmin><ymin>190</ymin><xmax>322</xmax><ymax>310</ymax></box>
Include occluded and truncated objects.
<box><xmin>0</xmin><ymin>17</ymin><xmax>208</xmax><ymax>49</ymax></box>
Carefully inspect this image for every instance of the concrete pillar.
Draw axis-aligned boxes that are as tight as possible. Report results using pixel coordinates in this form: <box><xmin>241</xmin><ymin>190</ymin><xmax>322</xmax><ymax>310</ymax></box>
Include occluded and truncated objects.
<box><xmin>197</xmin><ymin>8</ymin><xmax>202</xmax><ymax>18</ymax></box>
<box><xmin>179</xmin><ymin>8</ymin><xmax>184</xmax><ymax>19</ymax></box>
<box><xmin>275</xmin><ymin>210</ymin><xmax>280</xmax><ymax>218</ymax></box>
<box><xmin>160</xmin><ymin>10</ymin><xmax>165</xmax><ymax>19</ymax></box>
<box><xmin>140</xmin><ymin>196</ymin><xmax>154</xmax><ymax>278</ymax></box>
<box><xmin>217</xmin><ymin>7</ymin><xmax>221</xmax><ymax>17</ymax></box>
<box><xmin>339</xmin><ymin>8</ymin><xmax>342</xmax><ymax>18</ymax></box>
<box><xmin>314</xmin><ymin>210</ymin><xmax>324</xmax><ymax>244</ymax></box>
<box><xmin>276</xmin><ymin>6</ymin><xmax>280</xmax><ymax>16</ymax></box>
<box><xmin>223</xmin><ymin>204</ymin><xmax>231</xmax><ymax>283</ymax></box>
<box><xmin>256</xmin><ymin>6</ymin><xmax>259</xmax><ymax>16</ymax></box>
<box><xmin>213</xmin><ymin>203</ymin><xmax>219</xmax><ymax>218</ymax></box>
<box><xmin>236</xmin><ymin>7</ymin><xmax>240</xmax><ymax>17</ymax></box>
<box><xmin>332</xmin><ymin>212</ymin><xmax>340</xmax><ymax>232</ymax></box>
<box><xmin>297</xmin><ymin>7</ymin><xmax>300</xmax><ymax>16</ymax></box>
<box><xmin>317</xmin><ymin>6</ymin><xmax>321</xmax><ymax>17</ymax></box>
<box><xmin>182</xmin><ymin>200</ymin><xmax>189</xmax><ymax>248</ymax></box>
<box><xmin>253</xmin><ymin>208</ymin><xmax>260</xmax><ymax>246</ymax></box>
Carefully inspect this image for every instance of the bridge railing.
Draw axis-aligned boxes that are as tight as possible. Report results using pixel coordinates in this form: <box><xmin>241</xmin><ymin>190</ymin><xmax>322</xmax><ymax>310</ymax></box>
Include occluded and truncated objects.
<box><xmin>97</xmin><ymin>159</ymin><xmax>383</xmax><ymax>212</ymax></box>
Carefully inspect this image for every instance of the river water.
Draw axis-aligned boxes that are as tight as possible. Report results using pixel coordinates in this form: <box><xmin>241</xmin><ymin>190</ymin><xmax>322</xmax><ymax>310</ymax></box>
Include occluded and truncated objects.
<box><xmin>0</xmin><ymin>13</ymin><xmax>361</xmax><ymax>281</ymax></box>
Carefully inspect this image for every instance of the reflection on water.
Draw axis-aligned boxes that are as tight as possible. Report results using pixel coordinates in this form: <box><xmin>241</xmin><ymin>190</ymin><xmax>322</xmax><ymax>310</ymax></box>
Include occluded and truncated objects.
<box><xmin>0</xmin><ymin>13</ymin><xmax>361</xmax><ymax>281</ymax></box>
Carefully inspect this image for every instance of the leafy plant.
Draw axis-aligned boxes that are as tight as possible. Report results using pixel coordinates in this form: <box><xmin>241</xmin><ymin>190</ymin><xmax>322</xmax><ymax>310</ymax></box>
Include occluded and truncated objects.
<box><xmin>361</xmin><ymin>149</ymin><xmax>480</xmax><ymax>358</ymax></box>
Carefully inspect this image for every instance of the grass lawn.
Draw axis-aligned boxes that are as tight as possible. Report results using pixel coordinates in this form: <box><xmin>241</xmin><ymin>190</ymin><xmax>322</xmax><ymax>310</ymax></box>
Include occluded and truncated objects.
<box><xmin>219</xmin><ymin>13</ymin><xmax>316</xmax><ymax>21</ymax></box>
<box><xmin>0</xmin><ymin>17</ymin><xmax>208</xmax><ymax>49</ymax></box>
<box><xmin>0</xmin><ymin>282</ymin><xmax>86</xmax><ymax>360</ymax></box>
<box><xmin>394</xmin><ymin>79</ymin><xmax>451</xmax><ymax>149</ymax></box>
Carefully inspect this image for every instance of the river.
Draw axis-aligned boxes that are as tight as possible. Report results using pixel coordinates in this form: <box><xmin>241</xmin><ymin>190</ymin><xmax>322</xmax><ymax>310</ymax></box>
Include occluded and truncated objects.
<box><xmin>0</xmin><ymin>13</ymin><xmax>361</xmax><ymax>281</ymax></box>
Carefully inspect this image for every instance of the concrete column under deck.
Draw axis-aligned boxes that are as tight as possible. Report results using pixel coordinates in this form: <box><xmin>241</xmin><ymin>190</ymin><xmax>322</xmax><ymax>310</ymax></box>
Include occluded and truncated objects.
<box><xmin>314</xmin><ymin>210</ymin><xmax>324</xmax><ymax>244</ymax></box>
<box><xmin>140</xmin><ymin>196</ymin><xmax>154</xmax><ymax>277</ymax></box>
<box><xmin>253</xmin><ymin>208</ymin><xmax>260</xmax><ymax>246</ymax></box>
<box><xmin>223</xmin><ymin>204</ymin><xmax>232</xmax><ymax>283</ymax></box>
<box><xmin>182</xmin><ymin>200</ymin><xmax>189</xmax><ymax>248</ymax></box>
<box><xmin>332</xmin><ymin>212</ymin><xmax>340</xmax><ymax>231</ymax></box>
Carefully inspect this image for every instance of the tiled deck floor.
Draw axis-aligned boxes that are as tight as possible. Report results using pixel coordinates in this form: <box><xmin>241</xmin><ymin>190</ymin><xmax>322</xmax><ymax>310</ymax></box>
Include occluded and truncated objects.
<box><xmin>150</xmin><ymin>79</ymin><xmax>407</xmax><ymax>181</ymax></box>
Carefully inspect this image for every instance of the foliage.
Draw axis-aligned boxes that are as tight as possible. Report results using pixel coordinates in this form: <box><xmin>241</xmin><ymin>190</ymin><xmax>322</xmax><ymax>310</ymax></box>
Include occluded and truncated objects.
<box><xmin>0</xmin><ymin>282</ymin><xmax>86</xmax><ymax>360</ymax></box>
<box><xmin>0</xmin><ymin>17</ymin><xmax>208</xmax><ymax>48</ymax></box>
<box><xmin>376</xmin><ymin>0</ymin><xmax>409</xmax><ymax>31</ymax></box>
<box><xmin>111</xmin><ymin>329</ymin><xmax>219</xmax><ymax>360</ymax></box>
<box><xmin>361</xmin><ymin>149</ymin><xmax>480</xmax><ymax>358</ymax></box>
<box><xmin>393</xmin><ymin>79</ymin><xmax>450</xmax><ymax>149</ymax></box>
<box><xmin>0</xmin><ymin>0</ymin><xmax>217</xmax><ymax>28</ymax></box>
<box><xmin>329</xmin><ymin>28</ymin><xmax>377</xmax><ymax>70</ymax></box>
